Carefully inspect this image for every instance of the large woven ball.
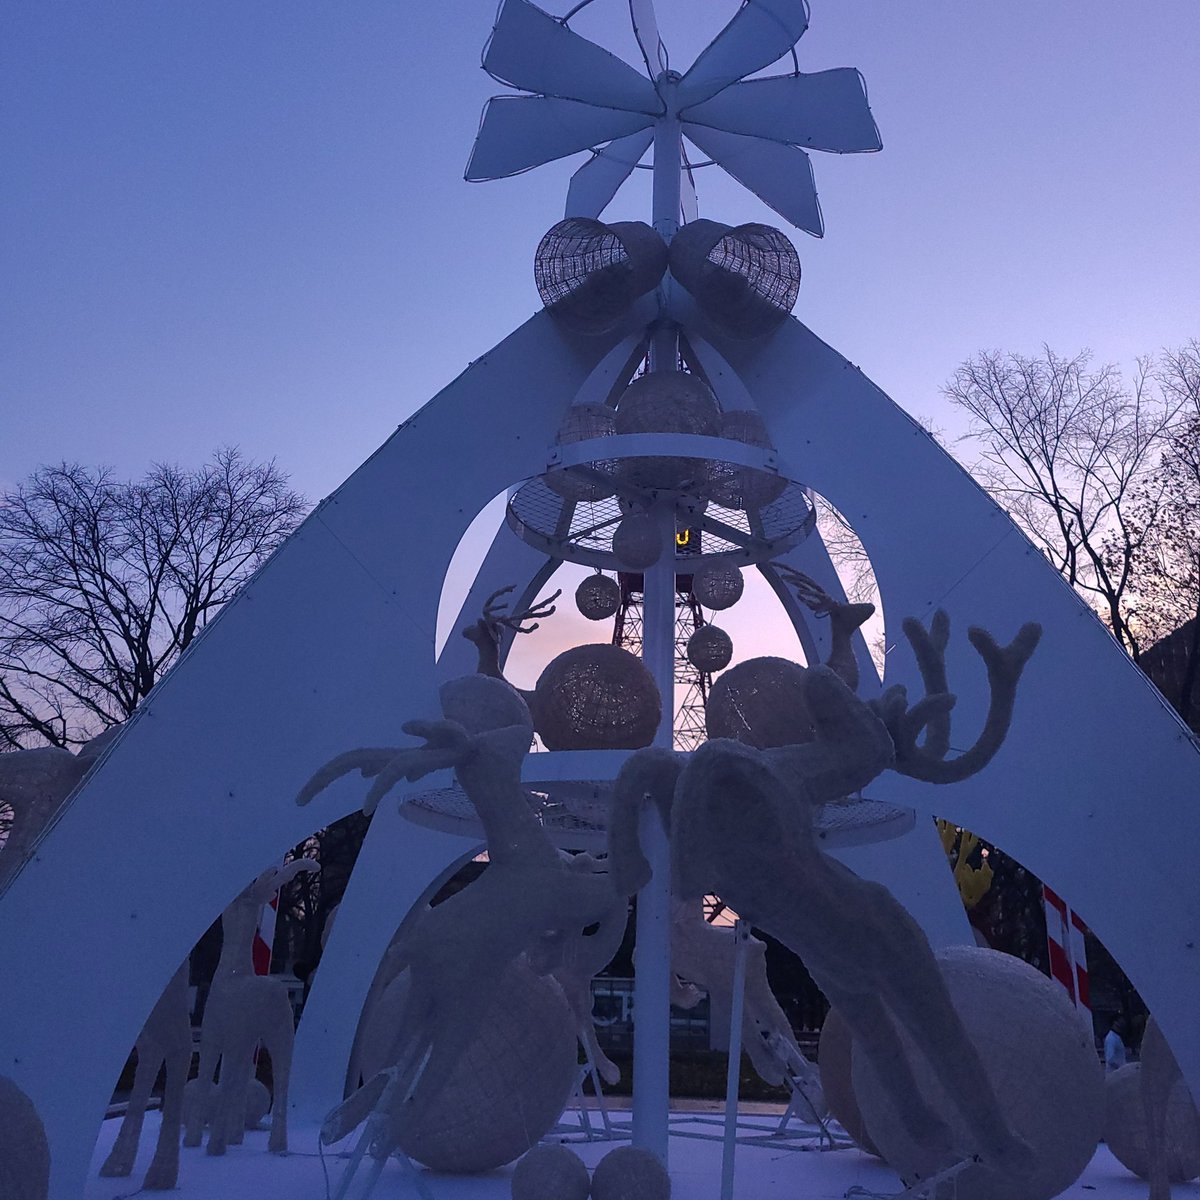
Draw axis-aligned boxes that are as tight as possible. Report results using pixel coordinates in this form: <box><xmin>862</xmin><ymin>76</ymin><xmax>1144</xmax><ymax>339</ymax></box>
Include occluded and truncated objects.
<box><xmin>545</xmin><ymin>403</ymin><xmax>618</xmax><ymax>502</ymax></box>
<box><xmin>0</xmin><ymin>1076</ymin><xmax>50</xmax><ymax>1200</ymax></box>
<box><xmin>399</xmin><ymin>961</ymin><xmax>578</xmax><ymax>1172</ymax></box>
<box><xmin>817</xmin><ymin>1008</ymin><xmax>881</xmax><ymax>1157</ymax></box>
<box><xmin>614</xmin><ymin>372</ymin><xmax>720</xmax><ymax>492</ymax></box>
<box><xmin>707</xmin><ymin>410</ymin><xmax>787</xmax><ymax>510</ymax></box>
<box><xmin>511</xmin><ymin>1145</ymin><xmax>591</xmax><ymax>1200</ymax></box>
<box><xmin>687</xmin><ymin>624</ymin><xmax>733</xmax><ymax>672</ymax></box>
<box><xmin>853</xmin><ymin>946</ymin><xmax>1104</xmax><ymax>1200</ymax></box>
<box><xmin>1105</xmin><ymin>1063</ymin><xmax>1200</xmax><ymax>1182</ymax></box>
<box><xmin>692</xmin><ymin>561</ymin><xmax>744</xmax><ymax>611</ymax></box>
<box><xmin>531</xmin><ymin>644</ymin><xmax>661</xmax><ymax>751</ymax></box>
<box><xmin>612</xmin><ymin>512</ymin><xmax>662</xmax><ymax>570</ymax></box>
<box><xmin>591</xmin><ymin>1146</ymin><xmax>671</xmax><ymax>1200</ymax></box>
<box><xmin>705</xmin><ymin>657</ymin><xmax>812</xmax><ymax>748</ymax></box>
<box><xmin>576</xmin><ymin>573</ymin><xmax>621</xmax><ymax>621</ymax></box>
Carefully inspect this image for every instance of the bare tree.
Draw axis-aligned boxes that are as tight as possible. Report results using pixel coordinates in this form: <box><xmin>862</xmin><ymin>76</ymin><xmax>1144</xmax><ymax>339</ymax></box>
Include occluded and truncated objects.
<box><xmin>944</xmin><ymin>347</ymin><xmax>1183</xmax><ymax>659</ymax></box>
<box><xmin>0</xmin><ymin>448</ymin><xmax>306</xmax><ymax>747</ymax></box>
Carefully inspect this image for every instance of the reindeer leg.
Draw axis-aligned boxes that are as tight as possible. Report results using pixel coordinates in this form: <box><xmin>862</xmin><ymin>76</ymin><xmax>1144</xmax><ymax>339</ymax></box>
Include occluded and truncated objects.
<box><xmin>261</xmin><ymin>1008</ymin><xmax>295</xmax><ymax>1153</ymax></box>
<box><xmin>143</xmin><ymin>1041</ymin><xmax>188</xmax><ymax>1190</ymax></box>
<box><xmin>183</xmin><ymin>1035</ymin><xmax>219</xmax><ymax>1148</ymax></box>
<box><xmin>100</xmin><ymin>1045</ymin><xmax>159</xmax><ymax>1177</ymax></box>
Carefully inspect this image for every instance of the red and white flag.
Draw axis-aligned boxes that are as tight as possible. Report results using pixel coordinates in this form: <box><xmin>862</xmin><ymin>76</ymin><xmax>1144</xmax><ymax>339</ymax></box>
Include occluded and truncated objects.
<box><xmin>1043</xmin><ymin>883</ymin><xmax>1089</xmax><ymax>1011</ymax></box>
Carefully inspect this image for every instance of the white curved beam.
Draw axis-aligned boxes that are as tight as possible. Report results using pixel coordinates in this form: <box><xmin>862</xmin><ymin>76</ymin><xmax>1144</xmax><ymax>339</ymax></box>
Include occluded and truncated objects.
<box><xmin>699</xmin><ymin>316</ymin><xmax>1200</xmax><ymax>1095</ymax></box>
<box><xmin>0</xmin><ymin>311</ymin><xmax>625</xmax><ymax>1200</ymax></box>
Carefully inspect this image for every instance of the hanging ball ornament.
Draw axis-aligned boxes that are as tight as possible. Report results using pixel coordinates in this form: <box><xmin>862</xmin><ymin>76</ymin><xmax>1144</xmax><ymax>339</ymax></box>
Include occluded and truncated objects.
<box><xmin>511</xmin><ymin>1144</ymin><xmax>592</xmax><ymax>1200</ymax></box>
<box><xmin>707</xmin><ymin>409</ymin><xmax>787</xmax><ymax>511</ymax></box>
<box><xmin>591</xmin><ymin>1146</ymin><xmax>672</xmax><ymax>1200</ymax></box>
<box><xmin>687</xmin><ymin>624</ymin><xmax>733</xmax><ymax>672</ymax></box>
<box><xmin>575</xmin><ymin>573</ymin><xmax>621</xmax><ymax>621</ymax></box>
<box><xmin>612</xmin><ymin>512</ymin><xmax>662</xmax><ymax>571</ymax></box>
<box><xmin>692</xmin><ymin>561</ymin><xmax>744</xmax><ymax>611</ymax></box>
<box><xmin>544</xmin><ymin>402</ymin><xmax>618</xmax><ymax>502</ymax></box>
<box><xmin>614</xmin><ymin>371</ymin><xmax>721</xmax><ymax>492</ymax></box>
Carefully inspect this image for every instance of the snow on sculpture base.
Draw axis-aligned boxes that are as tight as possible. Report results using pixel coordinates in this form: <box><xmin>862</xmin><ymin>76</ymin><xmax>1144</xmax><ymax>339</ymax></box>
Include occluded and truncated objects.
<box><xmin>84</xmin><ymin>1110</ymin><xmax>1196</xmax><ymax>1200</ymax></box>
<box><xmin>853</xmin><ymin>946</ymin><xmax>1103</xmax><ymax>1200</ymax></box>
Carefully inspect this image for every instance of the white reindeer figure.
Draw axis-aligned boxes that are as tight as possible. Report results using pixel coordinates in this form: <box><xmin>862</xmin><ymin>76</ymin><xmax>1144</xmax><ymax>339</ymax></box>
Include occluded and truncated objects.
<box><xmin>184</xmin><ymin>858</ymin><xmax>318</xmax><ymax>1156</ymax></box>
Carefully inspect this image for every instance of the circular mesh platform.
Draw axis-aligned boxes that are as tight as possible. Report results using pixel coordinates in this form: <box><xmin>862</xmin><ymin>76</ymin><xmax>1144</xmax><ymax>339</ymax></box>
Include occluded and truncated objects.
<box><xmin>401</xmin><ymin>781</ymin><xmax>912</xmax><ymax>850</ymax></box>
<box><xmin>507</xmin><ymin>472</ymin><xmax>814</xmax><ymax>569</ymax></box>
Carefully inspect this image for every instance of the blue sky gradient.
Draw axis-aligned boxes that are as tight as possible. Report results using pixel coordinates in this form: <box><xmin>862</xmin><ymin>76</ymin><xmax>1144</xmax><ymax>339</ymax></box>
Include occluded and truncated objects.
<box><xmin>3</xmin><ymin>0</ymin><xmax>1197</xmax><ymax>510</ymax></box>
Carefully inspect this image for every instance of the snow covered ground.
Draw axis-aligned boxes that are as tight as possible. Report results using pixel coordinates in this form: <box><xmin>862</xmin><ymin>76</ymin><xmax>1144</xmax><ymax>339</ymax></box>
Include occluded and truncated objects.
<box><xmin>85</xmin><ymin>1109</ymin><xmax>1200</xmax><ymax>1200</ymax></box>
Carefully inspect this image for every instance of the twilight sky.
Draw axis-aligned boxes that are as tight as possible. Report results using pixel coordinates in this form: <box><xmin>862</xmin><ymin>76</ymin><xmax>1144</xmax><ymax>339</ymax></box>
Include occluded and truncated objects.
<box><xmin>2</xmin><ymin>1</ymin><xmax>1198</xmax><ymax>672</ymax></box>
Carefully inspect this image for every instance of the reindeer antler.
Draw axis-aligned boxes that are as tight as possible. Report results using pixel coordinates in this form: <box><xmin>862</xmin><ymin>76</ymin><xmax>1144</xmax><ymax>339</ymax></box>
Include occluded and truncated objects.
<box><xmin>359</xmin><ymin>719</ymin><xmax>474</xmax><ymax>815</ymax></box>
<box><xmin>463</xmin><ymin>585</ymin><xmax>562</xmax><ymax>678</ymax></box>
<box><xmin>873</xmin><ymin>612</ymin><xmax>1042</xmax><ymax>784</ymax></box>
<box><xmin>775</xmin><ymin>565</ymin><xmax>875</xmax><ymax>691</ymax></box>
<box><xmin>776</xmin><ymin>566</ymin><xmax>837</xmax><ymax>615</ymax></box>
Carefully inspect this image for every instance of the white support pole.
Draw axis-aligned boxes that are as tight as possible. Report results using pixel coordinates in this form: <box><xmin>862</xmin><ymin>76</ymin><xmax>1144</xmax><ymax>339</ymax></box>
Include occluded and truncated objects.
<box><xmin>720</xmin><ymin>920</ymin><xmax>750</xmax><ymax>1200</ymax></box>
<box><xmin>632</xmin><ymin>497</ymin><xmax>677</xmax><ymax>1165</ymax></box>
<box><xmin>630</xmin><ymin>86</ymin><xmax>683</xmax><ymax>1167</ymax></box>
<box><xmin>649</xmin><ymin>84</ymin><xmax>680</xmax><ymax>373</ymax></box>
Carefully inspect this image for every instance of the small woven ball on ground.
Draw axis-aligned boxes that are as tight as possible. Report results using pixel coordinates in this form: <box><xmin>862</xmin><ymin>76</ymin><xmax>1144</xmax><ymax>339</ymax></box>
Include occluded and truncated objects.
<box><xmin>1105</xmin><ymin>1062</ymin><xmax>1200</xmax><ymax>1183</ymax></box>
<box><xmin>612</xmin><ymin>512</ymin><xmax>661</xmax><ymax>570</ymax></box>
<box><xmin>591</xmin><ymin>1145</ymin><xmax>671</xmax><ymax>1200</ymax></box>
<box><xmin>853</xmin><ymin>945</ymin><xmax>1104</xmax><ymax>1200</ymax></box>
<box><xmin>692</xmin><ymin>561</ymin><xmax>744</xmax><ymax>611</ymax></box>
<box><xmin>576</xmin><ymin>572</ymin><xmax>621</xmax><ymax>621</ymax></box>
<box><xmin>511</xmin><ymin>1144</ymin><xmax>591</xmax><ymax>1200</ymax></box>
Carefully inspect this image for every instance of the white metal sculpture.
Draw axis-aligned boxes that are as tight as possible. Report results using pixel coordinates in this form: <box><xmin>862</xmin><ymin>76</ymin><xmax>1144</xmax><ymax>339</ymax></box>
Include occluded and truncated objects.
<box><xmin>468</xmin><ymin>0</ymin><xmax>880</xmax><ymax>235</ymax></box>
<box><xmin>5</xmin><ymin>6</ymin><xmax>1200</xmax><ymax>1199</ymax></box>
<box><xmin>185</xmin><ymin>859</ymin><xmax>318</xmax><ymax>1156</ymax></box>
<box><xmin>633</xmin><ymin>606</ymin><xmax>1044</xmax><ymax>1185</ymax></box>
<box><xmin>298</xmin><ymin>674</ymin><xmax>620</xmax><ymax>1174</ymax></box>
<box><xmin>99</xmin><ymin>962</ymin><xmax>191</xmax><ymax>1189</ymax></box>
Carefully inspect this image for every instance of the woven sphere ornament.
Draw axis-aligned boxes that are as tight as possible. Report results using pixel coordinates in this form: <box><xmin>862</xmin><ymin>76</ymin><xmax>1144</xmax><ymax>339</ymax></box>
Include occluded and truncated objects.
<box><xmin>707</xmin><ymin>410</ymin><xmax>787</xmax><ymax>511</ymax></box>
<box><xmin>1105</xmin><ymin>1063</ymin><xmax>1200</xmax><ymax>1182</ymax></box>
<box><xmin>692</xmin><ymin>561</ymin><xmax>744</xmax><ymax>611</ymax></box>
<box><xmin>705</xmin><ymin>656</ymin><xmax>814</xmax><ymax>749</ymax></box>
<box><xmin>575</xmin><ymin>573</ymin><xmax>621</xmax><ymax>621</ymax></box>
<box><xmin>530</xmin><ymin>644</ymin><xmax>660</xmax><ymax>751</ymax></box>
<box><xmin>612</xmin><ymin>511</ymin><xmax>662</xmax><ymax>570</ymax></box>
<box><xmin>817</xmin><ymin>1008</ymin><xmax>883</xmax><ymax>1157</ymax></box>
<box><xmin>591</xmin><ymin>1146</ymin><xmax>671</xmax><ymax>1200</ymax></box>
<box><xmin>545</xmin><ymin>402</ymin><xmax>618</xmax><ymax>502</ymax></box>
<box><xmin>854</xmin><ymin>946</ymin><xmax>1104</xmax><ymax>1200</ymax></box>
<box><xmin>614</xmin><ymin>371</ymin><xmax>721</xmax><ymax>492</ymax></box>
<box><xmin>0</xmin><ymin>1076</ymin><xmax>50</xmax><ymax>1200</ymax></box>
<box><xmin>398</xmin><ymin>961</ymin><xmax>577</xmax><ymax>1172</ymax></box>
<box><xmin>511</xmin><ymin>1145</ymin><xmax>591</xmax><ymax>1200</ymax></box>
<box><xmin>687</xmin><ymin>624</ymin><xmax>733</xmax><ymax>672</ymax></box>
